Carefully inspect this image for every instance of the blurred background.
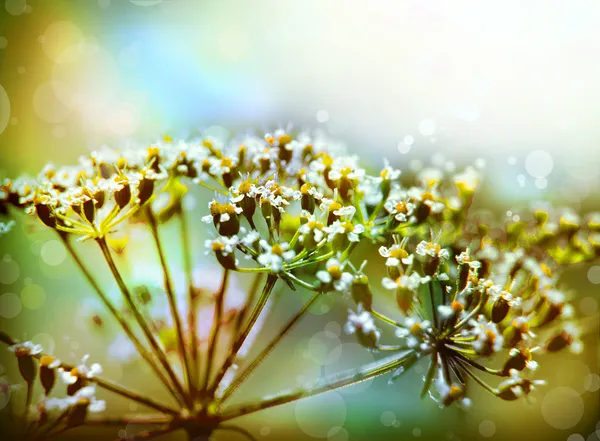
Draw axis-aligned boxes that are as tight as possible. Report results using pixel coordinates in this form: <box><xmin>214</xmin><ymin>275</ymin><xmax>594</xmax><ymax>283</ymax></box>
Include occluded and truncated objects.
<box><xmin>0</xmin><ymin>1</ymin><xmax>599</xmax><ymax>440</ymax></box>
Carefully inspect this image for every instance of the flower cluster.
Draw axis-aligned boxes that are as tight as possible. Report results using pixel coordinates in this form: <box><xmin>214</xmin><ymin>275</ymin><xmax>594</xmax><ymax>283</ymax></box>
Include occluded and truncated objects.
<box><xmin>0</xmin><ymin>128</ymin><xmax>596</xmax><ymax>440</ymax></box>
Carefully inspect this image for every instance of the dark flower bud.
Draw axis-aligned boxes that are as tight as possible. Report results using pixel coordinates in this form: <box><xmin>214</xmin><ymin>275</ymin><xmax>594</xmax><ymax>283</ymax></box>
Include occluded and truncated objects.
<box><xmin>423</xmin><ymin>256</ymin><xmax>440</xmax><ymax>277</ymax></box>
<box><xmin>137</xmin><ymin>176</ymin><xmax>155</xmax><ymax>206</ymax></box>
<box><xmin>491</xmin><ymin>296</ymin><xmax>511</xmax><ymax>323</ymax></box>
<box><xmin>67</xmin><ymin>372</ymin><xmax>85</xmax><ymax>396</ymax></box>
<box><xmin>82</xmin><ymin>197</ymin><xmax>95</xmax><ymax>224</ymax></box>
<box><xmin>545</xmin><ymin>330</ymin><xmax>573</xmax><ymax>352</ymax></box>
<box><xmin>93</xmin><ymin>190</ymin><xmax>105</xmax><ymax>210</ymax></box>
<box><xmin>351</xmin><ymin>275</ymin><xmax>373</xmax><ymax>311</ymax></box>
<box><xmin>278</xmin><ymin>134</ymin><xmax>293</xmax><ymax>163</ymax></box>
<box><xmin>114</xmin><ymin>179</ymin><xmax>131</xmax><ymax>209</ymax></box>
<box><xmin>39</xmin><ymin>355</ymin><xmax>57</xmax><ymax>395</ymax></box>
<box><xmin>300</xmin><ymin>184</ymin><xmax>316</xmax><ymax>214</ymax></box>
<box><xmin>501</xmin><ymin>350</ymin><xmax>531</xmax><ymax>376</ymax></box>
<box><xmin>212</xmin><ymin>242</ymin><xmax>237</xmax><ymax>270</ymax></box>
<box><xmin>457</xmin><ymin>264</ymin><xmax>470</xmax><ymax>291</ymax></box>
<box><xmin>16</xmin><ymin>351</ymin><xmax>36</xmax><ymax>384</ymax></box>
<box><xmin>66</xmin><ymin>398</ymin><xmax>89</xmax><ymax>427</ymax></box>
<box><xmin>36</xmin><ymin>203</ymin><xmax>57</xmax><ymax>228</ymax></box>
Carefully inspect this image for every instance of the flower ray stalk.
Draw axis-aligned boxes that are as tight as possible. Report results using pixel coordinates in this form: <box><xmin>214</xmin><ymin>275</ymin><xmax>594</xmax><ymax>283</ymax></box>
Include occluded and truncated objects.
<box><xmin>179</xmin><ymin>207</ymin><xmax>200</xmax><ymax>401</ymax></box>
<box><xmin>208</xmin><ymin>275</ymin><xmax>278</xmax><ymax>396</ymax></box>
<box><xmin>61</xmin><ymin>235</ymin><xmax>182</xmax><ymax>404</ymax></box>
<box><xmin>145</xmin><ymin>207</ymin><xmax>194</xmax><ymax>406</ymax></box>
<box><xmin>96</xmin><ymin>237</ymin><xmax>189</xmax><ymax>407</ymax></box>
<box><xmin>218</xmin><ymin>350</ymin><xmax>416</xmax><ymax>421</ymax></box>
<box><xmin>218</xmin><ymin>290</ymin><xmax>323</xmax><ymax>404</ymax></box>
<box><xmin>202</xmin><ymin>269</ymin><xmax>230</xmax><ymax>394</ymax></box>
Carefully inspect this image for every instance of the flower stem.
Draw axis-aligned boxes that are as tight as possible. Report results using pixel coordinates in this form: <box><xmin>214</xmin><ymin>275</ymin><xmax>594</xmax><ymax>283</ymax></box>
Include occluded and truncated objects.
<box><xmin>208</xmin><ymin>275</ymin><xmax>278</xmax><ymax>396</ymax></box>
<box><xmin>179</xmin><ymin>207</ymin><xmax>200</xmax><ymax>401</ymax></box>
<box><xmin>61</xmin><ymin>235</ymin><xmax>181</xmax><ymax>404</ymax></box>
<box><xmin>146</xmin><ymin>207</ymin><xmax>194</xmax><ymax>406</ymax></box>
<box><xmin>217</xmin><ymin>350</ymin><xmax>415</xmax><ymax>421</ymax></box>
<box><xmin>233</xmin><ymin>273</ymin><xmax>264</xmax><ymax>338</ymax></box>
<box><xmin>202</xmin><ymin>269</ymin><xmax>230</xmax><ymax>393</ymax></box>
<box><xmin>96</xmin><ymin>237</ymin><xmax>189</xmax><ymax>407</ymax></box>
<box><xmin>218</xmin><ymin>290</ymin><xmax>322</xmax><ymax>404</ymax></box>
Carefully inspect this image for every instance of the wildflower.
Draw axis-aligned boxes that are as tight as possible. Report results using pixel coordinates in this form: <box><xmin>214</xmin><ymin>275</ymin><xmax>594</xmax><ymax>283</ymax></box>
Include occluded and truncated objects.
<box><xmin>382</xmin><ymin>273</ymin><xmax>430</xmax><ymax>314</ymax></box>
<box><xmin>344</xmin><ymin>306</ymin><xmax>380</xmax><ymax>348</ymax></box>
<box><xmin>317</xmin><ymin>258</ymin><xmax>354</xmax><ymax>292</ymax></box>
<box><xmin>325</xmin><ymin>220</ymin><xmax>365</xmax><ymax>250</ymax></box>
<box><xmin>257</xmin><ymin>240</ymin><xmax>295</xmax><ymax>272</ymax></box>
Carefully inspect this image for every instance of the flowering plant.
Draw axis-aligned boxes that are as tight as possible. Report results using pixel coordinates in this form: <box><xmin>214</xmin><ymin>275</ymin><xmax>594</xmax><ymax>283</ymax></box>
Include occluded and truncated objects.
<box><xmin>0</xmin><ymin>129</ymin><xmax>597</xmax><ymax>440</ymax></box>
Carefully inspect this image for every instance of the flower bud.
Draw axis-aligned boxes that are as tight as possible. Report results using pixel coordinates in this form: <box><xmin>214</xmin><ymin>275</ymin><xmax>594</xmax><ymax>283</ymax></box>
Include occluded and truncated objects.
<box><xmin>396</xmin><ymin>285</ymin><xmax>414</xmax><ymax>315</ymax></box>
<box><xmin>137</xmin><ymin>176</ymin><xmax>154</xmax><ymax>206</ymax></box>
<box><xmin>351</xmin><ymin>275</ymin><xmax>373</xmax><ymax>311</ymax></box>
<box><xmin>502</xmin><ymin>320</ymin><xmax>528</xmax><ymax>348</ymax></box>
<box><xmin>442</xmin><ymin>385</ymin><xmax>466</xmax><ymax>407</ymax></box>
<box><xmin>82</xmin><ymin>197</ymin><xmax>96</xmax><ymax>224</ymax></box>
<box><xmin>327</xmin><ymin>201</ymin><xmax>342</xmax><ymax>226</ymax></box>
<box><xmin>545</xmin><ymin>330</ymin><xmax>573</xmax><ymax>352</ymax></box>
<box><xmin>67</xmin><ymin>373</ymin><xmax>85</xmax><ymax>396</ymax></box>
<box><xmin>212</xmin><ymin>242</ymin><xmax>237</xmax><ymax>270</ymax></box>
<box><xmin>237</xmin><ymin>182</ymin><xmax>256</xmax><ymax>221</ymax></box>
<box><xmin>36</xmin><ymin>203</ymin><xmax>57</xmax><ymax>228</ymax></box>
<box><xmin>501</xmin><ymin>350</ymin><xmax>531</xmax><ymax>376</ymax></box>
<box><xmin>300</xmin><ymin>184</ymin><xmax>316</xmax><ymax>214</ymax></box>
<box><xmin>15</xmin><ymin>350</ymin><xmax>36</xmax><ymax>384</ymax></box>
<box><xmin>457</xmin><ymin>264</ymin><xmax>469</xmax><ymax>291</ymax></box>
<box><xmin>114</xmin><ymin>178</ymin><xmax>131</xmax><ymax>209</ymax></box>
<box><xmin>423</xmin><ymin>255</ymin><xmax>440</xmax><ymax>277</ymax></box>
<box><xmin>491</xmin><ymin>296</ymin><xmax>511</xmax><ymax>323</ymax></box>
<box><xmin>66</xmin><ymin>398</ymin><xmax>89</xmax><ymax>427</ymax></box>
<box><xmin>40</xmin><ymin>355</ymin><xmax>57</xmax><ymax>395</ymax></box>
<box><xmin>277</xmin><ymin>134</ymin><xmax>293</xmax><ymax>163</ymax></box>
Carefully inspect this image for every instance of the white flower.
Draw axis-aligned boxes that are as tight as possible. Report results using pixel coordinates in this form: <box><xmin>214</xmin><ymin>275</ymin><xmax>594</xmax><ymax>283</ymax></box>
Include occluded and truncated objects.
<box><xmin>325</xmin><ymin>220</ymin><xmax>365</xmax><ymax>243</ymax></box>
<box><xmin>378</xmin><ymin>244</ymin><xmax>412</xmax><ymax>267</ymax></box>
<box><xmin>205</xmin><ymin>235</ymin><xmax>239</xmax><ymax>256</ymax></box>
<box><xmin>59</xmin><ymin>355</ymin><xmax>103</xmax><ymax>385</ymax></box>
<box><xmin>344</xmin><ymin>306</ymin><xmax>380</xmax><ymax>341</ymax></box>
<box><xmin>469</xmin><ymin>316</ymin><xmax>504</xmax><ymax>354</ymax></box>
<box><xmin>317</xmin><ymin>258</ymin><xmax>354</xmax><ymax>291</ymax></box>
<box><xmin>45</xmin><ymin>385</ymin><xmax>106</xmax><ymax>413</ymax></box>
<box><xmin>257</xmin><ymin>241</ymin><xmax>295</xmax><ymax>272</ymax></box>
<box><xmin>456</xmin><ymin>249</ymin><xmax>481</xmax><ymax>269</ymax></box>
<box><xmin>416</xmin><ymin>240</ymin><xmax>449</xmax><ymax>260</ymax></box>
<box><xmin>8</xmin><ymin>341</ymin><xmax>43</xmax><ymax>355</ymax></box>
<box><xmin>382</xmin><ymin>273</ymin><xmax>430</xmax><ymax>291</ymax></box>
<box><xmin>384</xmin><ymin>199</ymin><xmax>415</xmax><ymax>222</ymax></box>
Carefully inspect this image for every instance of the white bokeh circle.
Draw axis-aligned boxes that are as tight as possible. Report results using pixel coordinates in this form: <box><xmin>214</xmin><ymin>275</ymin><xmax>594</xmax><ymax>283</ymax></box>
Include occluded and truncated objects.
<box><xmin>295</xmin><ymin>392</ymin><xmax>346</xmax><ymax>438</ymax></box>
<box><xmin>40</xmin><ymin>240</ymin><xmax>66</xmax><ymax>266</ymax></box>
<box><xmin>0</xmin><ymin>293</ymin><xmax>22</xmax><ymax>318</ymax></box>
<box><xmin>525</xmin><ymin>150</ymin><xmax>554</xmax><ymax>178</ymax></box>
<box><xmin>541</xmin><ymin>387</ymin><xmax>584</xmax><ymax>429</ymax></box>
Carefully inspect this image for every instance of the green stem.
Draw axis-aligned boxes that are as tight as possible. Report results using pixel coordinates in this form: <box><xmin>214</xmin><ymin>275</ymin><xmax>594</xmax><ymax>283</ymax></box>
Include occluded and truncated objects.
<box><xmin>61</xmin><ymin>235</ymin><xmax>181</xmax><ymax>404</ymax></box>
<box><xmin>233</xmin><ymin>274</ymin><xmax>264</xmax><ymax>338</ymax></box>
<box><xmin>420</xmin><ymin>352</ymin><xmax>438</xmax><ymax>398</ymax></box>
<box><xmin>218</xmin><ymin>291</ymin><xmax>322</xmax><ymax>404</ymax></box>
<box><xmin>217</xmin><ymin>350</ymin><xmax>415</xmax><ymax>421</ymax></box>
<box><xmin>208</xmin><ymin>275</ymin><xmax>278</xmax><ymax>396</ymax></box>
<box><xmin>372</xmin><ymin>310</ymin><xmax>405</xmax><ymax>328</ymax></box>
<box><xmin>179</xmin><ymin>208</ymin><xmax>200</xmax><ymax>401</ymax></box>
<box><xmin>96</xmin><ymin>237</ymin><xmax>189</xmax><ymax>407</ymax></box>
<box><xmin>202</xmin><ymin>269</ymin><xmax>230</xmax><ymax>393</ymax></box>
<box><xmin>429</xmin><ymin>282</ymin><xmax>439</xmax><ymax>329</ymax></box>
<box><xmin>146</xmin><ymin>207</ymin><xmax>193</xmax><ymax>405</ymax></box>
